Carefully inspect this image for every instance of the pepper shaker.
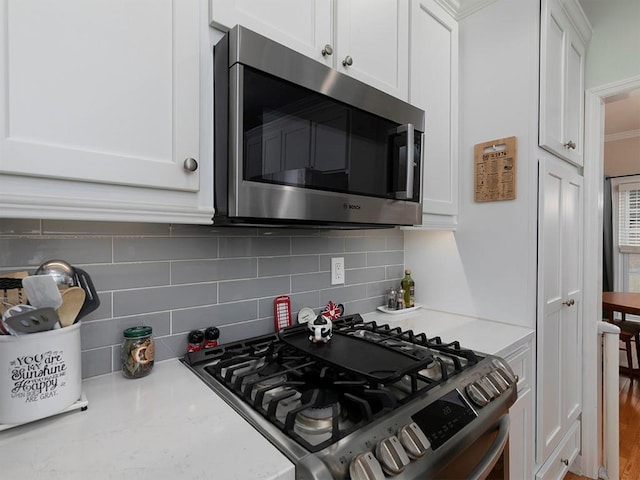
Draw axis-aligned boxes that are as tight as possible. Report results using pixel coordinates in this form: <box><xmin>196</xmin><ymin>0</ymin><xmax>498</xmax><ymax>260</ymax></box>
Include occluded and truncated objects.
<box><xmin>388</xmin><ymin>288</ymin><xmax>397</xmax><ymax>310</ymax></box>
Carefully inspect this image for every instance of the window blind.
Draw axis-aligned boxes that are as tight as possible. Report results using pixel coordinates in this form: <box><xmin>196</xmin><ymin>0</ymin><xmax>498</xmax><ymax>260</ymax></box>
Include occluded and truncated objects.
<box><xmin>618</xmin><ymin>181</ymin><xmax>640</xmax><ymax>253</ymax></box>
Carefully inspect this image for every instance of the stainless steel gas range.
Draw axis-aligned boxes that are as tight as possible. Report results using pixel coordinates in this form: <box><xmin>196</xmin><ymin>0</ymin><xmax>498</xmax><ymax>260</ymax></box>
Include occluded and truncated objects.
<box><xmin>182</xmin><ymin>314</ymin><xmax>517</xmax><ymax>480</ymax></box>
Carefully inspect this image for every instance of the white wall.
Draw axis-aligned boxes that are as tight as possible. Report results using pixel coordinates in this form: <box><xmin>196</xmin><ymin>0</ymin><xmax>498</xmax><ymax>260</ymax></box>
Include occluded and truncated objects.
<box><xmin>604</xmin><ymin>137</ymin><xmax>640</xmax><ymax>177</ymax></box>
<box><xmin>579</xmin><ymin>0</ymin><xmax>640</xmax><ymax>89</ymax></box>
<box><xmin>405</xmin><ymin>0</ymin><xmax>540</xmax><ymax>328</ymax></box>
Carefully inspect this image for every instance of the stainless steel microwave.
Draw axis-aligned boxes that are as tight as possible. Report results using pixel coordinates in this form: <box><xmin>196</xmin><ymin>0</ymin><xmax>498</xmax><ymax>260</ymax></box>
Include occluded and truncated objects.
<box><xmin>213</xmin><ymin>26</ymin><xmax>425</xmax><ymax>228</ymax></box>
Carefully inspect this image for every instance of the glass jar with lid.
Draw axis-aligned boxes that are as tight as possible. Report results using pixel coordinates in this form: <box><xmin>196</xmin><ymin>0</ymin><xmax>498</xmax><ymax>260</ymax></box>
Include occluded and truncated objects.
<box><xmin>121</xmin><ymin>326</ymin><xmax>155</xmax><ymax>379</ymax></box>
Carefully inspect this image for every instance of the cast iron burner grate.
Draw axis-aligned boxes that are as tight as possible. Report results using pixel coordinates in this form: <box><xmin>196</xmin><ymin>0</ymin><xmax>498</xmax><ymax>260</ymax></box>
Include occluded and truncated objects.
<box><xmin>186</xmin><ymin>314</ymin><xmax>483</xmax><ymax>453</ymax></box>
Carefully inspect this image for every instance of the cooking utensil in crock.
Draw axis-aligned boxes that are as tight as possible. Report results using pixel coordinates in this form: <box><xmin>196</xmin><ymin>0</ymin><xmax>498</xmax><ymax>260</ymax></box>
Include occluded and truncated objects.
<box><xmin>73</xmin><ymin>268</ymin><xmax>100</xmax><ymax>321</ymax></box>
<box><xmin>35</xmin><ymin>259</ymin><xmax>77</xmax><ymax>288</ymax></box>
<box><xmin>1</xmin><ymin>304</ymin><xmax>36</xmax><ymax>335</ymax></box>
<box><xmin>21</xmin><ymin>275</ymin><xmax>63</xmax><ymax>310</ymax></box>
<box><xmin>58</xmin><ymin>287</ymin><xmax>86</xmax><ymax>327</ymax></box>
<box><xmin>2</xmin><ymin>307</ymin><xmax>60</xmax><ymax>335</ymax></box>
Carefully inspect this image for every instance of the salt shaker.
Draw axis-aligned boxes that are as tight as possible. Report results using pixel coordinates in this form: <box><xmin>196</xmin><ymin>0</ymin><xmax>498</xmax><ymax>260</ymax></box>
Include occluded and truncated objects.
<box><xmin>396</xmin><ymin>289</ymin><xmax>406</xmax><ymax>309</ymax></box>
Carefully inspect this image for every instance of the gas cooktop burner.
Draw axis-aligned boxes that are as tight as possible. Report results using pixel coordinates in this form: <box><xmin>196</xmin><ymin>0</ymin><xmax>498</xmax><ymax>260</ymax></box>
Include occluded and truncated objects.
<box><xmin>183</xmin><ymin>313</ymin><xmax>518</xmax><ymax>480</ymax></box>
<box><xmin>295</xmin><ymin>389</ymin><xmax>345</xmax><ymax>435</ymax></box>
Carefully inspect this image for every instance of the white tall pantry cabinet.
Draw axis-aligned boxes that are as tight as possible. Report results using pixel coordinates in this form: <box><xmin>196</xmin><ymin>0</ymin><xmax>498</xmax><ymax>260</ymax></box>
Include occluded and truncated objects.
<box><xmin>447</xmin><ymin>0</ymin><xmax>589</xmax><ymax>478</ymax></box>
<box><xmin>537</xmin><ymin>0</ymin><xmax>589</xmax><ymax>478</ymax></box>
<box><xmin>536</xmin><ymin>157</ymin><xmax>583</xmax><ymax>477</ymax></box>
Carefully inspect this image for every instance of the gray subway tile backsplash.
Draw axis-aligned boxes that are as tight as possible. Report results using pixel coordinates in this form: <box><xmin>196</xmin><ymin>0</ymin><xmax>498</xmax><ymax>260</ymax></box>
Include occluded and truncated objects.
<box><xmin>82</xmin><ymin>262</ymin><xmax>170</xmax><ymax>291</ymax></box>
<box><xmin>0</xmin><ymin>219</ymin><xmax>40</xmax><ymax>235</ymax></box>
<box><xmin>219</xmin><ymin>276</ymin><xmax>290</xmax><ymax>303</ymax></box>
<box><xmin>345</xmin><ymin>236</ymin><xmax>387</xmax><ymax>253</ymax></box>
<box><xmin>219</xmin><ymin>236</ymin><xmax>291</xmax><ymax>258</ymax></box>
<box><xmin>258</xmin><ymin>255</ymin><xmax>318</xmax><ymax>277</ymax></box>
<box><xmin>43</xmin><ymin>220</ymin><xmax>170</xmax><ymax>236</ymax></box>
<box><xmin>80</xmin><ymin>312</ymin><xmax>171</xmax><ymax>350</ymax></box>
<box><xmin>114</xmin><ymin>283</ymin><xmax>218</xmax><ymax>317</ymax></box>
<box><xmin>172</xmin><ymin>300</ymin><xmax>258</xmax><ymax>332</ymax></box>
<box><xmin>1</xmin><ymin>221</ymin><xmax>406</xmax><ymax>378</ymax></box>
<box><xmin>0</xmin><ymin>237</ymin><xmax>112</xmax><ymax>267</ymax></box>
<box><xmin>292</xmin><ymin>236</ymin><xmax>345</xmax><ymax>255</ymax></box>
<box><xmin>171</xmin><ymin>258</ymin><xmax>256</xmax><ymax>284</ymax></box>
<box><xmin>346</xmin><ymin>267</ymin><xmax>386</xmax><ymax>285</ymax></box>
<box><xmin>114</xmin><ymin>236</ymin><xmax>219</xmax><ymax>262</ymax></box>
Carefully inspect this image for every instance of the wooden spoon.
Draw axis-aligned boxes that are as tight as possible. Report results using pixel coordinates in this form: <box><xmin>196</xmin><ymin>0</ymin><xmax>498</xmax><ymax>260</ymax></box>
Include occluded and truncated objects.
<box><xmin>57</xmin><ymin>287</ymin><xmax>86</xmax><ymax>327</ymax></box>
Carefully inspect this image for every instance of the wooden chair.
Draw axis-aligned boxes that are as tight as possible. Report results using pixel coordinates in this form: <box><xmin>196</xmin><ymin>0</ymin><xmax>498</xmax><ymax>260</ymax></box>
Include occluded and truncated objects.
<box><xmin>614</xmin><ymin>314</ymin><xmax>640</xmax><ymax>381</ymax></box>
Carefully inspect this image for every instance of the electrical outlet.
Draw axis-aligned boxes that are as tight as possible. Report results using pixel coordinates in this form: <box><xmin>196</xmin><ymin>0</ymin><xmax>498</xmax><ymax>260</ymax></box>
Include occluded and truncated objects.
<box><xmin>331</xmin><ymin>257</ymin><xmax>345</xmax><ymax>285</ymax></box>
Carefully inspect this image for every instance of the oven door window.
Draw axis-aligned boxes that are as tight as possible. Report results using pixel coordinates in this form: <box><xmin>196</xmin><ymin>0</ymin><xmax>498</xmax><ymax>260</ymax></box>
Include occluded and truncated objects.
<box><xmin>241</xmin><ymin>67</ymin><xmax>421</xmax><ymax>201</ymax></box>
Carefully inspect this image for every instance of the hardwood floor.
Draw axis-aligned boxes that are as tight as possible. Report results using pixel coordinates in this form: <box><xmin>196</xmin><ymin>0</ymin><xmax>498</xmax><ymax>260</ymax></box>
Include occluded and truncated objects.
<box><xmin>564</xmin><ymin>374</ymin><xmax>640</xmax><ymax>480</ymax></box>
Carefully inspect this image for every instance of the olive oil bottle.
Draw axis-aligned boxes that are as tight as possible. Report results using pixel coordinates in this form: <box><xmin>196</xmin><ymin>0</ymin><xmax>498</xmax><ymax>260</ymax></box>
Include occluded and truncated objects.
<box><xmin>401</xmin><ymin>269</ymin><xmax>415</xmax><ymax>308</ymax></box>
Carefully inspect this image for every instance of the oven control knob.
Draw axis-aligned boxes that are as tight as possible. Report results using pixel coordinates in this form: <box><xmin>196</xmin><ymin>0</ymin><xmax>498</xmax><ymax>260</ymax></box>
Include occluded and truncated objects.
<box><xmin>488</xmin><ymin>370</ymin><xmax>509</xmax><ymax>393</ymax></box>
<box><xmin>376</xmin><ymin>435</ymin><xmax>411</xmax><ymax>475</ymax></box>
<box><xmin>492</xmin><ymin>359</ymin><xmax>518</xmax><ymax>384</ymax></box>
<box><xmin>349</xmin><ymin>452</ymin><xmax>385</xmax><ymax>480</ymax></box>
<box><xmin>479</xmin><ymin>376</ymin><xmax>500</xmax><ymax>398</ymax></box>
<box><xmin>466</xmin><ymin>382</ymin><xmax>490</xmax><ymax>407</ymax></box>
<box><xmin>398</xmin><ymin>422</ymin><xmax>430</xmax><ymax>459</ymax></box>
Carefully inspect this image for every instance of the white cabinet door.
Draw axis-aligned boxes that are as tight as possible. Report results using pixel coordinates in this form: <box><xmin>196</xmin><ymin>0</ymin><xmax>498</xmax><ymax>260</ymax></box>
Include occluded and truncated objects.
<box><xmin>208</xmin><ymin>0</ymin><xmax>332</xmax><ymax>63</ymax></box>
<box><xmin>335</xmin><ymin>0</ymin><xmax>409</xmax><ymax>99</ymax></box>
<box><xmin>410</xmin><ymin>0</ymin><xmax>459</xmax><ymax>223</ymax></box>
<box><xmin>509</xmin><ymin>387</ymin><xmax>534</xmax><ymax>480</ymax></box>
<box><xmin>0</xmin><ymin>0</ymin><xmax>213</xmax><ymax>224</ymax></box>
<box><xmin>209</xmin><ymin>0</ymin><xmax>408</xmax><ymax>100</ymax></box>
<box><xmin>537</xmin><ymin>156</ymin><xmax>583</xmax><ymax>463</ymax></box>
<box><xmin>539</xmin><ymin>0</ymin><xmax>585</xmax><ymax>166</ymax></box>
<box><xmin>536</xmin><ymin>420</ymin><xmax>581</xmax><ymax>480</ymax></box>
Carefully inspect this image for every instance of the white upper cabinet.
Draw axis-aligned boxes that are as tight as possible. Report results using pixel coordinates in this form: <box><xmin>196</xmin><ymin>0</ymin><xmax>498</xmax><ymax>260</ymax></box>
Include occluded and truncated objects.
<box><xmin>209</xmin><ymin>0</ymin><xmax>409</xmax><ymax>100</ymax></box>
<box><xmin>333</xmin><ymin>0</ymin><xmax>409</xmax><ymax>99</ymax></box>
<box><xmin>409</xmin><ymin>0</ymin><xmax>459</xmax><ymax>228</ymax></box>
<box><xmin>0</xmin><ymin>0</ymin><xmax>214</xmax><ymax>224</ymax></box>
<box><xmin>539</xmin><ymin>0</ymin><xmax>586</xmax><ymax>166</ymax></box>
<box><xmin>209</xmin><ymin>0</ymin><xmax>332</xmax><ymax>63</ymax></box>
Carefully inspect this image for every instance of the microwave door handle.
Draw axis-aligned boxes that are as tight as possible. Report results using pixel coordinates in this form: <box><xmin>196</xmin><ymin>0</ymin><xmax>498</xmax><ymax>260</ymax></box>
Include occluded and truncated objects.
<box><xmin>391</xmin><ymin>124</ymin><xmax>415</xmax><ymax>199</ymax></box>
<box><xmin>405</xmin><ymin>124</ymin><xmax>415</xmax><ymax>199</ymax></box>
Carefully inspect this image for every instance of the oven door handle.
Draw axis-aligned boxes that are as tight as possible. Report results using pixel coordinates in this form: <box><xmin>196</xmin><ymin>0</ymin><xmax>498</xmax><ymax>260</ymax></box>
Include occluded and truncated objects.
<box><xmin>467</xmin><ymin>415</ymin><xmax>510</xmax><ymax>480</ymax></box>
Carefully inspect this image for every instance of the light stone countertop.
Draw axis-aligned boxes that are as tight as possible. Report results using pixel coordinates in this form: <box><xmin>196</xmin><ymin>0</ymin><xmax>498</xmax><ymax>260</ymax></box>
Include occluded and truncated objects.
<box><xmin>0</xmin><ymin>308</ymin><xmax>534</xmax><ymax>480</ymax></box>
<box><xmin>0</xmin><ymin>359</ymin><xmax>295</xmax><ymax>480</ymax></box>
<box><xmin>363</xmin><ymin>307</ymin><xmax>535</xmax><ymax>357</ymax></box>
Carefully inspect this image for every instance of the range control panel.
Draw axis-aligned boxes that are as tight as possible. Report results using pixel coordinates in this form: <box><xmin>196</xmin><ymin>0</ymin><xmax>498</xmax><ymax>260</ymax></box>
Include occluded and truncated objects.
<box><xmin>347</xmin><ymin>358</ymin><xmax>518</xmax><ymax>479</ymax></box>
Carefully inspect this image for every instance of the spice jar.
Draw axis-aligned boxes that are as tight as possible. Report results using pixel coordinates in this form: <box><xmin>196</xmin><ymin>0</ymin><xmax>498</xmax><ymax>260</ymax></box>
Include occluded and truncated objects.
<box><xmin>187</xmin><ymin>329</ymin><xmax>204</xmax><ymax>352</ymax></box>
<box><xmin>121</xmin><ymin>326</ymin><xmax>155</xmax><ymax>379</ymax></box>
<box><xmin>204</xmin><ymin>327</ymin><xmax>220</xmax><ymax>349</ymax></box>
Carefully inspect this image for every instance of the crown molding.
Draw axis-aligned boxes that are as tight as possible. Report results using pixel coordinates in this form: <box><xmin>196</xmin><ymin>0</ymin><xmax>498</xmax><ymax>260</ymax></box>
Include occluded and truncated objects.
<box><xmin>433</xmin><ymin>0</ymin><xmax>498</xmax><ymax>21</ymax></box>
<box><xmin>560</xmin><ymin>0</ymin><xmax>593</xmax><ymax>44</ymax></box>
<box><xmin>605</xmin><ymin>129</ymin><xmax>640</xmax><ymax>143</ymax></box>
<box><xmin>436</xmin><ymin>0</ymin><xmax>593</xmax><ymax>39</ymax></box>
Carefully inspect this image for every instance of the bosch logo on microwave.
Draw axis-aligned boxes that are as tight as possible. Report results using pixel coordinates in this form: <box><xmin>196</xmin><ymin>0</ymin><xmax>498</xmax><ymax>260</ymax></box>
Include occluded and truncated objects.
<box><xmin>343</xmin><ymin>203</ymin><xmax>361</xmax><ymax>210</ymax></box>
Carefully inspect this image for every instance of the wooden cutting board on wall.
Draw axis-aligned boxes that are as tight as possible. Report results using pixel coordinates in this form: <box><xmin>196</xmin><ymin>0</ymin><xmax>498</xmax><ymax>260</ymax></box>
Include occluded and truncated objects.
<box><xmin>474</xmin><ymin>136</ymin><xmax>517</xmax><ymax>202</ymax></box>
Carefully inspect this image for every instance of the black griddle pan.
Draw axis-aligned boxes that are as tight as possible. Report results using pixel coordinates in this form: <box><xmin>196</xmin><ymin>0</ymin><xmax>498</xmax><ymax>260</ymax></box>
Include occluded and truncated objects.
<box><xmin>279</xmin><ymin>327</ymin><xmax>431</xmax><ymax>384</ymax></box>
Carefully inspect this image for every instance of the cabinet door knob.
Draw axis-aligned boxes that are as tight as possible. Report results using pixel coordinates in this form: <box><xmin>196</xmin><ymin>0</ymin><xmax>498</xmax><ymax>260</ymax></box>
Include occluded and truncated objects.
<box><xmin>321</xmin><ymin>44</ymin><xmax>333</xmax><ymax>56</ymax></box>
<box><xmin>564</xmin><ymin>140</ymin><xmax>576</xmax><ymax>150</ymax></box>
<box><xmin>342</xmin><ymin>55</ymin><xmax>353</xmax><ymax>67</ymax></box>
<box><xmin>561</xmin><ymin>458</ymin><xmax>569</xmax><ymax>466</ymax></box>
<box><xmin>562</xmin><ymin>299</ymin><xmax>575</xmax><ymax>307</ymax></box>
<box><xmin>183</xmin><ymin>158</ymin><xmax>198</xmax><ymax>172</ymax></box>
